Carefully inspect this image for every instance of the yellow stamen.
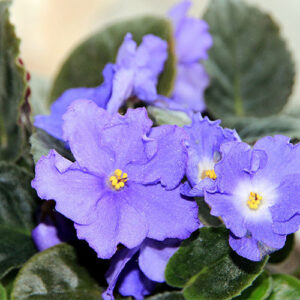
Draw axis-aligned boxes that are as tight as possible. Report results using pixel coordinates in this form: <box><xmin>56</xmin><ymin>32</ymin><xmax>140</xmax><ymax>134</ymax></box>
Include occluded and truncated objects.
<box><xmin>202</xmin><ymin>169</ymin><xmax>217</xmax><ymax>180</ymax></box>
<box><xmin>247</xmin><ymin>192</ymin><xmax>262</xmax><ymax>210</ymax></box>
<box><xmin>109</xmin><ymin>169</ymin><xmax>128</xmax><ymax>191</ymax></box>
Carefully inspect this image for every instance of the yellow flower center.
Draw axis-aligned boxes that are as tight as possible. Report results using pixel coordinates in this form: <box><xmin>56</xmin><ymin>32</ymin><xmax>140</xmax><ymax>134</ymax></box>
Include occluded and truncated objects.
<box><xmin>247</xmin><ymin>192</ymin><xmax>262</xmax><ymax>210</ymax></box>
<box><xmin>109</xmin><ymin>169</ymin><xmax>128</xmax><ymax>191</ymax></box>
<box><xmin>202</xmin><ymin>169</ymin><xmax>217</xmax><ymax>180</ymax></box>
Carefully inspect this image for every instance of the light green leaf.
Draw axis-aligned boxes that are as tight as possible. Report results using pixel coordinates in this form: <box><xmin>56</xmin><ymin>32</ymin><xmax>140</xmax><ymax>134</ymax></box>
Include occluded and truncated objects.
<box><xmin>267</xmin><ymin>274</ymin><xmax>300</xmax><ymax>299</ymax></box>
<box><xmin>204</xmin><ymin>0</ymin><xmax>295</xmax><ymax>118</ymax></box>
<box><xmin>165</xmin><ymin>227</ymin><xmax>267</xmax><ymax>300</ymax></box>
<box><xmin>50</xmin><ymin>16</ymin><xmax>176</xmax><ymax>103</ymax></box>
<box><xmin>11</xmin><ymin>244</ymin><xmax>103</xmax><ymax>300</ymax></box>
<box><xmin>0</xmin><ymin>1</ymin><xmax>28</xmax><ymax>161</ymax></box>
<box><xmin>0</xmin><ymin>283</ymin><xmax>7</xmax><ymax>300</ymax></box>
<box><xmin>147</xmin><ymin>106</ymin><xmax>191</xmax><ymax>127</ymax></box>
<box><xmin>234</xmin><ymin>272</ymin><xmax>272</xmax><ymax>300</ymax></box>
<box><xmin>0</xmin><ymin>163</ymin><xmax>37</xmax><ymax>279</ymax></box>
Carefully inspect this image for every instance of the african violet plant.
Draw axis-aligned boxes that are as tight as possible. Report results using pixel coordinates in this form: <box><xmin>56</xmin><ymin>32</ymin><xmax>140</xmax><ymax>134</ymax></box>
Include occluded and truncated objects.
<box><xmin>1</xmin><ymin>0</ymin><xmax>300</xmax><ymax>299</ymax></box>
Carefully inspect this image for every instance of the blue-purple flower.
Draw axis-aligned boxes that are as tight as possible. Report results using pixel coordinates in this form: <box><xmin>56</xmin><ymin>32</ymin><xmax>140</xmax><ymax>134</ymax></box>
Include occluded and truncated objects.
<box><xmin>181</xmin><ymin>113</ymin><xmax>240</xmax><ymax>197</ymax></box>
<box><xmin>204</xmin><ymin>136</ymin><xmax>300</xmax><ymax>261</ymax></box>
<box><xmin>157</xmin><ymin>0</ymin><xmax>213</xmax><ymax>113</ymax></box>
<box><xmin>34</xmin><ymin>33</ymin><xmax>167</xmax><ymax>140</ymax></box>
<box><xmin>103</xmin><ymin>239</ymin><xmax>180</xmax><ymax>300</ymax></box>
<box><xmin>32</xmin><ymin>100</ymin><xmax>199</xmax><ymax>259</ymax></box>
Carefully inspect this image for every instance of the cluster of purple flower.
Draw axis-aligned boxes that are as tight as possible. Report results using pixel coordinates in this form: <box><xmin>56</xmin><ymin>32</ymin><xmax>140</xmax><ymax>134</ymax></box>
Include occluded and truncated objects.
<box><xmin>31</xmin><ymin>1</ymin><xmax>300</xmax><ymax>299</ymax></box>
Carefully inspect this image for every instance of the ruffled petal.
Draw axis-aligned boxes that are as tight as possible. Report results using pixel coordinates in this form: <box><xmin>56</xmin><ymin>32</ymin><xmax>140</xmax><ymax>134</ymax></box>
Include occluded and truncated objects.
<box><xmin>126</xmin><ymin>183</ymin><xmax>199</xmax><ymax>241</ymax></box>
<box><xmin>229</xmin><ymin>234</ymin><xmax>262</xmax><ymax>262</ymax></box>
<box><xmin>75</xmin><ymin>191</ymin><xmax>148</xmax><ymax>259</ymax></box>
<box><xmin>62</xmin><ymin>100</ymin><xmax>115</xmax><ymax>176</ymax></box>
<box><xmin>32</xmin><ymin>150</ymin><xmax>104</xmax><ymax>225</ymax></box>
<box><xmin>126</xmin><ymin>125</ymin><xmax>188</xmax><ymax>190</ymax></box>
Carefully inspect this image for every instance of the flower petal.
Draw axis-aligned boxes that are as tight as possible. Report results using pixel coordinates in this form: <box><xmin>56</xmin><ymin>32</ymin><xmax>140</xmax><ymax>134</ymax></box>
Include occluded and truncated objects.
<box><xmin>229</xmin><ymin>234</ymin><xmax>262</xmax><ymax>262</ymax></box>
<box><xmin>127</xmin><ymin>125</ymin><xmax>188</xmax><ymax>190</ymax></box>
<box><xmin>32</xmin><ymin>150</ymin><xmax>104</xmax><ymax>225</ymax></box>
<box><xmin>139</xmin><ymin>238</ymin><xmax>180</xmax><ymax>282</ymax></box>
<box><xmin>75</xmin><ymin>191</ymin><xmax>148</xmax><ymax>259</ymax></box>
<box><xmin>62</xmin><ymin>100</ymin><xmax>115</xmax><ymax>175</ymax></box>
<box><xmin>172</xmin><ymin>63</ymin><xmax>209</xmax><ymax>112</ymax></box>
<box><xmin>127</xmin><ymin>183</ymin><xmax>199</xmax><ymax>241</ymax></box>
<box><xmin>34</xmin><ymin>63</ymin><xmax>114</xmax><ymax>140</ymax></box>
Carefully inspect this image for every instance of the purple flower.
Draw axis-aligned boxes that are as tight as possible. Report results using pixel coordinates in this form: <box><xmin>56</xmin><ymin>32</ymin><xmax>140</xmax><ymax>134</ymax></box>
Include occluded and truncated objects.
<box><xmin>103</xmin><ymin>239</ymin><xmax>180</xmax><ymax>300</ymax></box>
<box><xmin>157</xmin><ymin>0</ymin><xmax>213</xmax><ymax>113</ymax></box>
<box><xmin>34</xmin><ymin>33</ymin><xmax>167</xmax><ymax>140</ymax></box>
<box><xmin>107</xmin><ymin>33</ymin><xmax>168</xmax><ymax>113</ymax></box>
<box><xmin>32</xmin><ymin>212</ymin><xmax>76</xmax><ymax>251</ymax></box>
<box><xmin>32</xmin><ymin>100</ymin><xmax>199</xmax><ymax>259</ymax></box>
<box><xmin>181</xmin><ymin>114</ymin><xmax>239</xmax><ymax>197</ymax></box>
<box><xmin>204</xmin><ymin>136</ymin><xmax>300</xmax><ymax>261</ymax></box>
<box><xmin>34</xmin><ymin>63</ymin><xmax>114</xmax><ymax>141</ymax></box>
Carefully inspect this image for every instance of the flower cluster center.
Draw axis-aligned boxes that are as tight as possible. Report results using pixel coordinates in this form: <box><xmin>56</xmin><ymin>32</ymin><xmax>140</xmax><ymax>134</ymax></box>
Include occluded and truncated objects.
<box><xmin>247</xmin><ymin>192</ymin><xmax>262</xmax><ymax>210</ymax></box>
<box><xmin>202</xmin><ymin>169</ymin><xmax>217</xmax><ymax>180</ymax></box>
<box><xmin>109</xmin><ymin>169</ymin><xmax>128</xmax><ymax>191</ymax></box>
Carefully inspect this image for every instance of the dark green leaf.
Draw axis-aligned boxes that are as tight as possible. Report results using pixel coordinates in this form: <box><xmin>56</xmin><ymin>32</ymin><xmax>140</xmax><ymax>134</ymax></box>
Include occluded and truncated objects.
<box><xmin>234</xmin><ymin>272</ymin><xmax>272</xmax><ymax>300</ymax></box>
<box><xmin>0</xmin><ymin>1</ymin><xmax>28</xmax><ymax>161</ymax></box>
<box><xmin>165</xmin><ymin>227</ymin><xmax>267</xmax><ymax>300</ymax></box>
<box><xmin>0</xmin><ymin>163</ymin><xmax>37</xmax><ymax>279</ymax></box>
<box><xmin>148</xmin><ymin>292</ymin><xmax>185</xmax><ymax>300</ymax></box>
<box><xmin>147</xmin><ymin>107</ymin><xmax>191</xmax><ymax>127</ymax></box>
<box><xmin>50</xmin><ymin>16</ymin><xmax>176</xmax><ymax>102</ymax></box>
<box><xmin>30</xmin><ymin>129</ymin><xmax>73</xmax><ymax>164</ymax></box>
<box><xmin>224</xmin><ymin>114</ymin><xmax>300</xmax><ymax>143</ymax></box>
<box><xmin>267</xmin><ymin>274</ymin><xmax>300</xmax><ymax>299</ymax></box>
<box><xmin>11</xmin><ymin>243</ymin><xmax>103</xmax><ymax>300</ymax></box>
<box><xmin>269</xmin><ymin>234</ymin><xmax>294</xmax><ymax>264</ymax></box>
<box><xmin>204</xmin><ymin>0</ymin><xmax>295</xmax><ymax>118</ymax></box>
<box><xmin>1</xmin><ymin>270</ymin><xmax>18</xmax><ymax>300</ymax></box>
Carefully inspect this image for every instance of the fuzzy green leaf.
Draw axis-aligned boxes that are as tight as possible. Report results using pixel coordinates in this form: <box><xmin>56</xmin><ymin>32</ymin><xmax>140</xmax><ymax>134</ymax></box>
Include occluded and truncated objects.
<box><xmin>234</xmin><ymin>272</ymin><xmax>272</xmax><ymax>300</ymax></box>
<box><xmin>0</xmin><ymin>1</ymin><xmax>27</xmax><ymax>161</ymax></box>
<box><xmin>50</xmin><ymin>16</ymin><xmax>176</xmax><ymax>103</ymax></box>
<box><xmin>204</xmin><ymin>0</ymin><xmax>295</xmax><ymax>118</ymax></box>
<box><xmin>267</xmin><ymin>274</ymin><xmax>300</xmax><ymax>299</ymax></box>
<box><xmin>224</xmin><ymin>114</ymin><xmax>300</xmax><ymax>143</ymax></box>
<box><xmin>30</xmin><ymin>129</ymin><xmax>73</xmax><ymax>164</ymax></box>
<box><xmin>0</xmin><ymin>163</ymin><xmax>37</xmax><ymax>279</ymax></box>
<box><xmin>165</xmin><ymin>227</ymin><xmax>267</xmax><ymax>300</ymax></box>
<box><xmin>11</xmin><ymin>244</ymin><xmax>103</xmax><ymax>300</ymax></box>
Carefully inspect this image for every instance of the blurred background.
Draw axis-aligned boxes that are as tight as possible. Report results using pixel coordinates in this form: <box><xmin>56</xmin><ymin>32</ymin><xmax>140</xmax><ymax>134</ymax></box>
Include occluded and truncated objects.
<box><xmin>10</xmin><ymin>0</ymin><xmax>300</xmax><ymax>108</ymax></box>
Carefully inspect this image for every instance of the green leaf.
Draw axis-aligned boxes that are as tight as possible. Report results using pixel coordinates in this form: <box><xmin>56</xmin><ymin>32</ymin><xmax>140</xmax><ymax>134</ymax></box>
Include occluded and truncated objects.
<box><xmin>204</xmin><ymin>0</ymin><xmax>295</xmax><ymax>119</ymax></box>
<box><xmin>269</xmin><ymin>234</ymin><xmax>294</xmax><ymax>264</ymax></box>
<box><xmin>11</xmin><ymin>243</ymin><xmax>103</xmax><ymax>300</ymax></box>
<box><xmin>165</xmin><ymin>227</ymin><xmax>267</xmax><ymax>300</ymax></box>
<box><xmin>267</xmin><ymin>274</ymin><xmax>300</xmax><ymax>299</ymax></box>
<box><xmin>1</xmin><ymin>270</ymin><xmax>18</xmax><ymax>300</ymax></box>
<box><xmin>29</xmin><ymin>74</ymin><xmax>51</xmax><ymax>117</ymax></box>
<box><xmin>224</xmin><ymin>114</ymin><xmax>300</xmax><ymax>143</ymax></box>
<box><xmin>50</xmin><ymin>16</ymin><xmax>176</xmax><ymax>103</ymax></box>
<box><xmin>0</xmin><ymin>163</ymin><xmax>37</xmax><ymax>279</ymax></box>
<box><xmin>234</xmin><ymin>272</ymin><xmax>272</xmax><ymax>300</ymax></box>
<box><xmin>148</xmin><ymin>292</ymin><xmax>185</xmax><ymax>300</ymax></box>
<box><xmin>30</xmin><ymin>129</ymin><xmax>73</xmax><ymax>164</ymax></box>
<box><xmin>0</xmin><ymin>1</ymin><xmax>28</xmax><ymax>161</ymax></box>
<box><xmin>0</xmin><ymin>283</ymin><xmax>7</xmax><ymax>300</ymax></box>
<box><xmin>147</xmin><ymin>107</ymin><xmax>191</xmax><ymax>127</ymax></box>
